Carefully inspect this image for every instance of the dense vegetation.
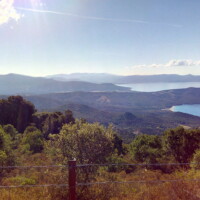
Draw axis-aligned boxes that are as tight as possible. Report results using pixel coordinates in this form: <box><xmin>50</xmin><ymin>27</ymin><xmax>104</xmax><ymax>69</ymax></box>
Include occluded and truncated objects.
<box><xmin>22</xmin><ymin>88</ymin><xmax>200</xmax><ymax>139</ymax></box>
<box><xmin>1</xmin><ymin>96</ymin><xmax>200</xmax><ymax>199</ymax></box>
<box><xmin>2</xmin><ymin>87</ymin><xmax>200</xmax><ymax>138</ymax></box>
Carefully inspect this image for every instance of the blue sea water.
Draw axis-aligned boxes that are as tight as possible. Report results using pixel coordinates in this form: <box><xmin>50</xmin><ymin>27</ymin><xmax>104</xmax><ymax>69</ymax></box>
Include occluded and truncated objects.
<box><xmin>118</xmin><ymin>82</ymin><xmax>200</xmax><ymax>92</ymax></box>
<box><xmin>171</xmin><ymin>104</ymin><xmax>200</xmax><ymax>117</ymax></box>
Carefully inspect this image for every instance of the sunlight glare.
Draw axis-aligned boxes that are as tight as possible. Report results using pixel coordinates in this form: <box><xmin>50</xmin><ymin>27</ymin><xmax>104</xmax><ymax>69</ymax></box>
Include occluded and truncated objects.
<box><xmin>30</xmin><ymin>0</ymin><xmax>44</xmax><ymax>8</ymax></box>
<box><xmin>0</xmin><ymin>0</ymin><xmax>21</xmax><ymax>25</ymax></box>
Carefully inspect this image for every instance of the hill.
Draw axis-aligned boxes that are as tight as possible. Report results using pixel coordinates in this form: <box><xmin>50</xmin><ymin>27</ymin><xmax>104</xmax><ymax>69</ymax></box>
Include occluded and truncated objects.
<box><xmin>0</xmin><ymin>73</ymin><xmax>130</xmax><ymax>94</ymax></box>
<box><xmin>1</xmin><ymin>87</ymin><xmax>200</xmax><ymax>139</ymax></box>
<box><xmin>24</xmin><ymin>88</ymin><xmax>200</xmax><ymax>111</ymax></box>
<box><xmin>21</xmin><ymin>88</ymin><xmax>200</xmax><ymax>140</ymax></box>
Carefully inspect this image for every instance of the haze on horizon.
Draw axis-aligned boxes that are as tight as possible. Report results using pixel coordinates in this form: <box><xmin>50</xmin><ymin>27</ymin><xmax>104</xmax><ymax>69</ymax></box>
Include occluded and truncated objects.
<box><xmin>1</xmin><ymin>0</ymin><xmax>200</xmax><ymax>76</ymax></box>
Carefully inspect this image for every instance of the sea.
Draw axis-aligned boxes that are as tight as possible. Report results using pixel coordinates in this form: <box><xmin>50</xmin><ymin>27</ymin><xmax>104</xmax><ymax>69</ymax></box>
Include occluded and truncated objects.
<box><xmin>170</xmin><ymin>105</ymin><xmax>200</xmax><ymax>117</ymax></box>
<box><xmin>118</xmin><ymin>82</ymin><xmax>200</xmax><ymax>92</ymax></box>
<box><xmin>118</xmin><ymin>82</ymin><xmax>200</xmax><ymax>117</ymax></box>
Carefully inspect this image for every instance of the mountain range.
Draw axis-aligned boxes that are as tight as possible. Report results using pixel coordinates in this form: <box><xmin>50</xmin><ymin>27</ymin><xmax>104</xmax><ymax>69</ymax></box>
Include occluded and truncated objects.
<box><xmin>47</xmin><ymin>73</ymin><xmax>200</xmax><ymax>84</ymax></box>
<box><xmin>1</xmin><ymin>73</ymin><xmax>200</xmax><ymax>95</ymax></box>
<box><xmin>1</xmin><ymin>72</ymin><xmax>200</xmax><ymax>140</ymax></box>
<box><xmin>0</xmin><ymin>73</ymin><xmax>130</xmax><ymax>95</ymax></box>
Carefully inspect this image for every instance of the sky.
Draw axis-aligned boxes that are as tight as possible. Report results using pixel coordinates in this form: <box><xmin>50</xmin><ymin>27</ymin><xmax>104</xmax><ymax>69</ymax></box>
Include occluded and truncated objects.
<box><xmin>0</xmin><ymin>0</ymin><xmax>200</xmax><ymax>76</ymax></box>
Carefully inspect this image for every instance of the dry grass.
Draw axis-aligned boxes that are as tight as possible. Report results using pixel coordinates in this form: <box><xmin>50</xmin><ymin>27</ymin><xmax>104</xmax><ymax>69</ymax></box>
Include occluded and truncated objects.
<box><xmin>1</xmin><ymin>166</ymin><xmax>200</xmax><ymax>200</ymax></box>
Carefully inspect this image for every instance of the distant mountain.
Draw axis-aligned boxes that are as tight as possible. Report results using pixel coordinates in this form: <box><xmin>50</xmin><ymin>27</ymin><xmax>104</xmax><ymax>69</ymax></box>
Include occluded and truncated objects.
<box><xmin>47</xmin><ymin>73</ymin><xmax>200</xmax><ymax>84</ymax></box>
<box><xmin>0</xmin><ymin>73</ymin><xmax>130</xmax><ymax>95</ymax></box>
<box><xmin>46</xmin><ymin>73</ymin><xmax>121</xmax><ymax>83</ymax></box>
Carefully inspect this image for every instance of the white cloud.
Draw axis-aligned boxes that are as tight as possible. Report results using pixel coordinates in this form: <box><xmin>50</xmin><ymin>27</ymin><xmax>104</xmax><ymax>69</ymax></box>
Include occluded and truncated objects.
<box><xmin>0</xmin><ymin>0</ymin><xmax>21</xmax><ymax>25</ymax></box>
<box><xmin>166</xmin><ymin>60</ymin><xmax>200</xmax><ymax>67</ymax></box>
<box><xmin>132</xmin><ymin>59</ymin><xmax>200</xmax><ymax>69</ymax></box>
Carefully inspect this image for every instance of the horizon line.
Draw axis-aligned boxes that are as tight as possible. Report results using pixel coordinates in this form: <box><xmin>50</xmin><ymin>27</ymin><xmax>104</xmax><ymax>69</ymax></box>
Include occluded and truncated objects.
<box><xmin>0</xmin><ymin>73</ymin><xmax>198</xmax><ymax>77</ymax></box>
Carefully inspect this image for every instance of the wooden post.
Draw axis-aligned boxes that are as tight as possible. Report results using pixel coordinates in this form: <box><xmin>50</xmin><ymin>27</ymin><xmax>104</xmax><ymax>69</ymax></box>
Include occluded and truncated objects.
<box><xmin>68</xmin><ymin>160</ymin><xmax>76</xmax><ymax>200</ymax></box>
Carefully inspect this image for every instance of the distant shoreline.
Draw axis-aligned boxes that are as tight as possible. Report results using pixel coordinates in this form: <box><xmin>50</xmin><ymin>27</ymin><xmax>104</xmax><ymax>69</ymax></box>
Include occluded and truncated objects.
<box><xmin>162</xmin><ymin>107</ymin><xmax>174</xmax><ymax>112</ymax></box>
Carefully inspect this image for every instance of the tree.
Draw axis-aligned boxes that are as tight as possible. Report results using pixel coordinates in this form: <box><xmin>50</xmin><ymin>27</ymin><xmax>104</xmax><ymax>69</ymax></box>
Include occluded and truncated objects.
<box><xmin>0</xmin><ymin>126</ymin><xmax>14</xmax><ymax>169</ymax></box>
<box><xmin>112</xmin><ymin>133</ymin><xmax>126</xmax><ymax>155</ymax></box>
<box><xmin>0</xmin><ymin>126</ymin><xmax>11</xmax><ymax>152</ymax></box>
<box><xmin>0</xmin><ymin>151</ymin><xmax>7</xmax><ymax>166</ymax></box>
<box><xmin>163</xmin><ymin>127</ymin><xmax>200</xmax><ymax>163</ymax></box>
<box><xmin>33</xmin><ymin>111</ymin><xmax>75</xmax><ymax>139</ymax></box>
<box><xmin>3</xmin><ymin>124</ymin><xmax>20</xmax><ymax>149</ymax></box>
<box><xmin>0</xmin><ymin>96</ymin><xmax>36</xmax><ymax>132</ymax></box>
<box><xmin>190</xmin><ymin>149</ymin><xmax>200</xmax><ymax>170</ymax></box>
<box><xmin>65</xmin><ymin>110</ymin><xmax>75</xmax><ymax>124</ymax></box>
<box><xmin>46</xmin><ymin>120</ymin><xmax>114</xmax><ymax>199</ymax></box>
<box><xmin>21</xmin><ymin>127</ymin><xmax>44</xmax><ymax>153</ymax></box>
<box><xmin>3</xmin><ymin>124</ymin><xmax>18</xmax><ymax>140</ymax></box>
<box><xmin>47</xmin><ymin>120</ymin><xmax>114</xmax><ymax>164</ymax></box>
<box><xmin>130</xmin><ymin>134</ymin><xmax>162</xmax><ymax>164</ymax></box>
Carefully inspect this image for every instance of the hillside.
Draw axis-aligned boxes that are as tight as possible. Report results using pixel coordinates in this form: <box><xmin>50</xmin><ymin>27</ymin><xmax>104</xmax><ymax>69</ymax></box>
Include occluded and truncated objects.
<box><xmin>1</xmin><ymin>87</ymin><xmax>200</xmax><ymax>138</ymax></box>
<box><xmin>20</xmin><ymin>87</ymin><xmax>200</xmax><ymax>139</ymax></box>
<box><xmin>0</xmin><ymin>73</ymin><xmax>130</xmax><ymax>94</ymax></box>
<box><xmin>1</xmin><ymin>97</ymin><xmax>200</xmax><ymax>199</ymax></box>
<box><xmin>24</xmin><ymin>88</ymin><xmax>200</xmax><ymax>111</ymax></box>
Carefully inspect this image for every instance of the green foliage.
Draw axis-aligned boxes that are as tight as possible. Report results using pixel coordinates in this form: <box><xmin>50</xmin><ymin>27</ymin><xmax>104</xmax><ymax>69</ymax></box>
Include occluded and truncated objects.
<box><xmin>190</xmin><ymin>149</ymin><xmax>200</xmax><ymax>170</ymax></box>
<box><xmin>23</xmin><ymin>126</ymin><xmax>39</xmax><ymax>135</ymax></box>
<box><xmin>46</xmin><ymin>120</ymin><xmax>114</xmax><ymax>189</ymax></box>
<box><xmin>3</xmin><ymin>124</ymin><xmax>18</xmax><ymax>140</ymax></box>
<box><xmin>106</xmin><ymin>153</ymin><xmax>136</xmax><ymax>173</ymax></box>
<box><xmin>163</xmin><ymin>127</ymin><xmax>200</xmax><ymax>163</ymax></box>
<box><xmin>22</xmin><ymin>128</ymin><xmax>44</xmax><ymax>153</ymax></box>
<box><xmin>33</xmin><ymin>110</ymin><xmax>75</xmax><ymax>139</ymax></box>
<box><xmin>47</xmin><ymin>120</ymin><xmax>114</xmax><ymax>164</ymax></box>
<box><xmin>0</xmin><ymin>126</ymin><xmax>15</xmax><ymax>169</ymax></box>
<box><xmin>0</xmin><ymin>126</ymin><xmax>11</xmax><ymax>152</ymax></box>
<box><xmin>112</xmin><ymin>133</ymin><xmax>126</xmax><ymax>155</ymax></box>
<box><xmin>65</xmin><ymin>110</ymin><xmax>75</xmax><ymax>124</ymax></box>
<box><xmin>3</xmin><ymin>124</ymin><xmax>22</xmax><ymax>150</ymax></box>
<box><xmin>0</xmin><ymin>96</ymin><xmax>36</xmax><ymax>132</ymax></box>
<box><xmin>4</xmin><ymin>176</ymin><xmax>36</xmax><ymax>186</ymax></box>
<box><xmin>0</xmin><ymin>150</ymin><xmax>7</xmax><ymax>166</ymax></box>
<box><xmin>130</xmin><ymin>134</ymin><xmax>162</xmax><ymax>164</ymax></box>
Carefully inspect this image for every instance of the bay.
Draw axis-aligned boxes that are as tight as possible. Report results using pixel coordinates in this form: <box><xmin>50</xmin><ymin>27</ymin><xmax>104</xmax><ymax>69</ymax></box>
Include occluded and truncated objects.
<box><xmin>170</xmin><ymin>104</ymin><xmax>200</xmax><ymax>117</ymax></box>
<box><xmin>117</xmin><ymin>82</ymin><xmax>200</xmax><ymax>92</ymax></box>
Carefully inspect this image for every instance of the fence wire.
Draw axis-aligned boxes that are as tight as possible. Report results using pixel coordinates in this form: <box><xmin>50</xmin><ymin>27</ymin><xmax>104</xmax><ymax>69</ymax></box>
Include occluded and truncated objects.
<box><xmin>2</xmin><ymin>178</ymin><xmax>200</xmax><ymax>189</ymax></box>
<box><xmin>0</xmin><ymin>165</ymin><xmax>68</xmax><ymax>169</ymax></box>
<box><xmin>0</xmin><ymin>162</ymin><xmax>200</xmax><ymax>190</ymax></box>
<box><xmin>1</xmin><ymin>161</ymin><xmax>200</xmax><ymax>170</ymax></box>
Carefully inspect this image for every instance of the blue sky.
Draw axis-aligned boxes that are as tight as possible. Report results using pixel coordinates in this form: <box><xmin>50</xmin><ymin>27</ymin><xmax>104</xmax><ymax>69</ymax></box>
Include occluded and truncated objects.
<box><xmin>0</xmin><ymin>0</ymin><xmax>200</xmax><ymax>76</ymax></box>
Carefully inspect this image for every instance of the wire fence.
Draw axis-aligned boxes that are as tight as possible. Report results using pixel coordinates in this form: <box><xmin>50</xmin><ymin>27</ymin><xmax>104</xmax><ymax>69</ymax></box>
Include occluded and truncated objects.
<box><xmin>0</xmin><ymin>160</ymin><xmax>199</xmax><ymax>170</ymax></box>
<box><xmin>1</xmin><ymin>161</ymin><xmax>200</xmax><ymax>199</ymax></box>
<box><xmin>0</xmin><ymin>165</ymin><xmax>68</xmax><ymax>170</ymax></box>
<box><xmin>0</xmin><ymin>161</ymin><xmax>200</xmax><ymax>187</ymax></box>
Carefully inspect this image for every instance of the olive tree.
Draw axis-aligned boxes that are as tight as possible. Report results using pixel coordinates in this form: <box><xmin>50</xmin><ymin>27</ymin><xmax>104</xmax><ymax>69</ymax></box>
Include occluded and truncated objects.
<box><xmin>46</xmin><ymin>120</ymin><xmax>114</xmax><ymax>199</ymax></box>
<box><xmin>47</xmin><ymin>120</ymin><xmax>114</xmax><ymax>164</ymax></box>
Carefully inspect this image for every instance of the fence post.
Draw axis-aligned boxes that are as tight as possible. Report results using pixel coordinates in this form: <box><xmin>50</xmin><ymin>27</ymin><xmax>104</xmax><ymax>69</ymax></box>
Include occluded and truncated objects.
<box><xmin>68</xmin><ymin>160</ymin><xmax>77</xmax><ymax>200</ymax></box>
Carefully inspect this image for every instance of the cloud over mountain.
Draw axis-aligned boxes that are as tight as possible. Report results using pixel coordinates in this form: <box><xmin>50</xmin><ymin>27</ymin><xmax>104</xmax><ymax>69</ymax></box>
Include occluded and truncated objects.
<box><xmin>132</xmin><ymin>59</ymin><xmax>200</xmax><ymax>68</ymax></box>
<box><xmin>166</xmin><ymin>60</ymin><xmax>200</xmax><ymax>67</ymax></box>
